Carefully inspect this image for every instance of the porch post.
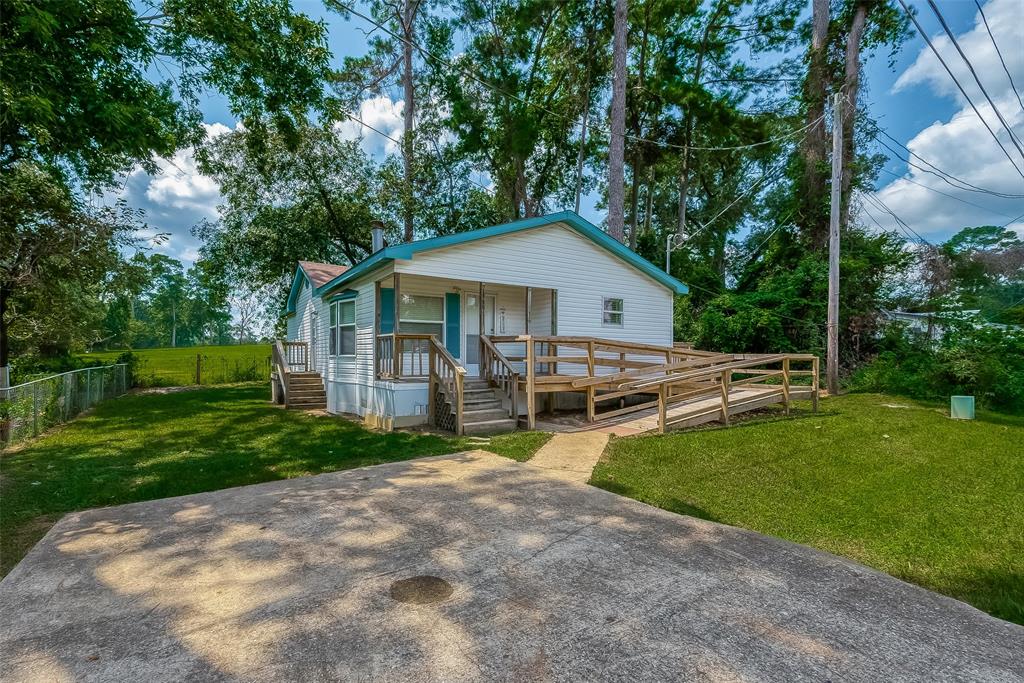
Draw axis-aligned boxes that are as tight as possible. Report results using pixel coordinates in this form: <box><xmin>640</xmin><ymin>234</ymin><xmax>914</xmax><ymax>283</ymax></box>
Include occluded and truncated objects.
<box><xmin>479</xmin><ymin>281</ymin><xmax>486</xmax><ymax>368</ymax></box>
<box><xmin>392</xmin><ymin>272</ymin><xmax>401</xmax><ymax>378</ymax></box>
<box><xmin>525</xmin><ymin>287</ymin><xmax>532</xmax><ymax>334</ymax></box>
<box><xmin>374</xmin><ymin>280</ymin><xmax>381</xmax><ymax>378</ymax></box>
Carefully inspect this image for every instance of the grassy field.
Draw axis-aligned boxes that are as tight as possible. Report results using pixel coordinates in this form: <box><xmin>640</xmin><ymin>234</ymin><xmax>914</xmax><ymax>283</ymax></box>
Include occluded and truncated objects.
<box><xmin>0</xmin><ymin>383</ymin><xmax>548</xmax><ymax>576</ymax></box>
<box><xmin>80</xmin><ymin>344</ymin><xmax>271</xmax><ymax>386</ymax></box>
<box><xmin>591</xmin><ymin>393</ymin><xmax>1024</xmax><ymax>624</ymax></box>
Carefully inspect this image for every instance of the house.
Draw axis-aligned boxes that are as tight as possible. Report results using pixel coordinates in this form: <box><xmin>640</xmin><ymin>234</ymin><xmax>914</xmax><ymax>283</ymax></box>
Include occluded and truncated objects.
<box><xmin>275</xmin><ymin>211</ymin><xmax>689</xmax><ymax>433</ymax></box>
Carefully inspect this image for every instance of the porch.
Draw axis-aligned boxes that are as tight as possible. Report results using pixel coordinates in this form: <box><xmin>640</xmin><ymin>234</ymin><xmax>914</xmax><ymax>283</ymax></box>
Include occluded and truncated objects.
<box><xmin>369</xmin><ymin>332</ymin><xmax>819</xmax><ymax>436</ymax></box>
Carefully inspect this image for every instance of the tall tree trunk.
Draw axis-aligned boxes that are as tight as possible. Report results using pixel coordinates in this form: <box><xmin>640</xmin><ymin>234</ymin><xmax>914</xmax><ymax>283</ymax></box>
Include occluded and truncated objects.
<box><xmin>574</xmin><ymin>99</ymin><xmax>590</xmax><ymax>214</ymax></box>
<box><xmin>171</xmin><ymin>302</ymin><xmax>177</xmax><ymax>348</ymax></box>
<box><xmin>629</xmin><ymin>162</ymin><xmax>641</xmax><ymax>249</ymax></box>
<box><xmin>574</xmin><ymin>2</ymin><xmax>598</xmax><ymax>214</ymax></box>
<box><xmin>607</xmin><ymin>0</ymin><xmax>628</xmax><ymax>241</ymax></box>
<box><xmin>643</xmin><ymin>166</ymin><xmax>654</xmax><ymax>234</ymax></box>
<box><xmin>840</xmin><ymin>2</ymin><xmax>868</xmax><ymax>233</ymax></box>
<box><xmin>677</xmin><ymin>148</ymin><xmax>688</xmax><ymax>236</ymax></box>
<box><xmin>0</xmin><ymin>284</ymin><xmax>9</xmax><ymax>380</ymax></box>
<box><xmin>401</xmin><ymin>0</ymin><xmax>415</xmax><ymax>242</ymax></box>
<box><xmin>801</xmin><ymin>0</ymin><xmax>831</xmax><ymax>250</ymax></box>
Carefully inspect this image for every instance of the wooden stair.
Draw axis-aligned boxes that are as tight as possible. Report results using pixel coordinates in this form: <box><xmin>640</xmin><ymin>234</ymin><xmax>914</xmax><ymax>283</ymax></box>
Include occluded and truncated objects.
<box><xmin>460</xmin><ymin>378</ymin><xmax>517</xmax><ymax>435</ymax></box>
<box><xmin>286</xmin><ymin>371</ymin><xmax>327</xmax><ymax>410</ymax></box>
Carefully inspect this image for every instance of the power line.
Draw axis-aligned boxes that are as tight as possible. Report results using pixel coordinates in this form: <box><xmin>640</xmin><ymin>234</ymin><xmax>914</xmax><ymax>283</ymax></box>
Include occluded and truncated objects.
<box><xmin>926</xmin><ymin>0</ymin><xmax>1024</xmax><ymax>157</ymax></box>
<box><xmin>332</xmin><ymin>2</ymin><xmax>826</xmax><ymax>154</ymax></box>
<box><xmin>872</xmin><ymin>127</ymin><xmax>1024</xmax><ymax>198</ymax></box>
<box><xmin>875</xmin><ymin>165</ymin><xmax>1020</xmax><ymax>219</ymax></box>
<box><xmin>859</xmin><ymin>191</ymin><xmax>936</xmax><ymax>249</ymax></box>
<box><xmin>339</xmin><ymin>109</ymin><xmax>495</xmax><ymax>197</ymax></box>
<box><xmin>895</xmin><ymin>0</ymin><xmax>1024</xmax><ymax>179</ymax></box>
<box><xmin>975</xmin><ymin>0</ymin><xmax>1024</xmax><ymax>119</ymax></box>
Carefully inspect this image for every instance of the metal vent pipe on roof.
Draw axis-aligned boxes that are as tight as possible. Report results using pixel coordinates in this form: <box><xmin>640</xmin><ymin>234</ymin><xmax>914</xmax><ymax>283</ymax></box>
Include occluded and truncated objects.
<box><xmin>371</xmin><ymin>221</ymin><xmax>385</xmax><ymax>253</ymax></box>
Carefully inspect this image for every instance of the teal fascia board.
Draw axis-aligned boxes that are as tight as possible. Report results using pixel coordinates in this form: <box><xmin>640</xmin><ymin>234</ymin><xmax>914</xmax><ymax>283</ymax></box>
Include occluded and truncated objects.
<box><xmin>326</xmin><ymin>289</ymin><xmax>359</xmax><ymax>302</ymax></box>
<box><xmin>283</xmin><ymin>269</ymin><xmax>310</xmax><ymax>317</ymax></box>
<box><xmin>313</xmin><ymin>210</ymin><xmax>689</xmax><ymax>297</ymax></box>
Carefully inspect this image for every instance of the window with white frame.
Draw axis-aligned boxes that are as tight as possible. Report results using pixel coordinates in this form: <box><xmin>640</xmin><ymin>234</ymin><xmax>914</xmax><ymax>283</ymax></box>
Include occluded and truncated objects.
<box><xmin>399</xmin><ymin>294</ymin><xmax>444</xmax><ymax>340</ymax></box>
<box><xmin>602</xmin><ymin>297</ymin><xmax>624</xmax><ymax>326</ymax></box>
<box><xmin>330</xmin><ymin>300</ymin><xmax>356</xmax><ymax>356</ymax></box>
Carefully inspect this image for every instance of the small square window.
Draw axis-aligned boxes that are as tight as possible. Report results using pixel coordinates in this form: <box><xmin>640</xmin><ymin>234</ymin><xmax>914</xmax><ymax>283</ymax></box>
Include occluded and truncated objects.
<box><xmin>603</xmin><ymin>298</ymin><xmax>623</xmax><ymax>326</ymax></box>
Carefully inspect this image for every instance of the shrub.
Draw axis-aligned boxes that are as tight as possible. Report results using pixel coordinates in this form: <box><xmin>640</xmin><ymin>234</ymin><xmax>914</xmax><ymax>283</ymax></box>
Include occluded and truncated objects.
<box><xmin>850</xmin><ymin>323</ymin><xmax>1024</xmax><ymax>413</ymax></box>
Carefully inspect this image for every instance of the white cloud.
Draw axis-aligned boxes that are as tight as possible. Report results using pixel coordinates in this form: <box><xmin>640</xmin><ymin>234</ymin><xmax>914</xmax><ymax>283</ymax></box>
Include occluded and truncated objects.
<box><xmin>335</xmin><ymin>96</ymin><xmax>405</xmax><ymax>156</ymax></box>
<box><xmin>868</xmin><ymin>0</ymin><xmax>1024</xmax><ymax>242</ymax></box>
<box><xmin>143</xmin><ymin>122</ymin><xmax>232</xmax><ymax>217</ymax></box>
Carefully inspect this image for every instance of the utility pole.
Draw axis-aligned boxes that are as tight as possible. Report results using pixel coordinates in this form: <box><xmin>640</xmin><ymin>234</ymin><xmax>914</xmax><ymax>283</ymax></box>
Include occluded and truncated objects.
<box><xmin>827</xmin><ymin>92</ymin><xmax>843</xmax><ymax>396</ymax></box>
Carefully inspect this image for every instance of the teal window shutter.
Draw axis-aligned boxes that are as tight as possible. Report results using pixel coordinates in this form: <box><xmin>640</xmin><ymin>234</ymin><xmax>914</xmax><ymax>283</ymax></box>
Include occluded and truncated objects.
<box><xmin>379</xmin><ymin>288</ymin><xmax>394</xmax><ymax>334</ymax></box>
<box><xmin>445</xmin><ymin>292</ymin><xmax>461</xmax><ymax>358</ymax></box>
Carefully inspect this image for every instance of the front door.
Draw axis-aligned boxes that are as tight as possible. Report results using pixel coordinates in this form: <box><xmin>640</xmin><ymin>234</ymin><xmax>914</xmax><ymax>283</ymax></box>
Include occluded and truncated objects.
<box><xmin>464</xmin><ymin>293</ymin><xmax>496</xmax><ymax>376</ymax></box>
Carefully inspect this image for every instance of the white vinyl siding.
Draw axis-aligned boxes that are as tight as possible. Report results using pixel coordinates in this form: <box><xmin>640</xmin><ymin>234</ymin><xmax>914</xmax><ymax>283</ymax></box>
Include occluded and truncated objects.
<box><xmin>394</xmin><ymin>222</ymin><xmax>672</xmax><ymax>347</ymax></box>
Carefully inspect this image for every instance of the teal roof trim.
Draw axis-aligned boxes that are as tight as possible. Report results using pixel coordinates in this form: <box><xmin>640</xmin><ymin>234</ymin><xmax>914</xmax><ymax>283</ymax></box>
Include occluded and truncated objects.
<box><xmin>283</xmin><ymin>269</ymin><xmax>310</xmax><ymax>316</ymax></box>
<box><xmin>313</xmin><ymin>211</ymin><xmax>689</xmax><ymax>297</ymax></box>
<box><xmin>326</xmin><ymin>289</ymin><xmax>359</xmax><ymax>301</ymax></box>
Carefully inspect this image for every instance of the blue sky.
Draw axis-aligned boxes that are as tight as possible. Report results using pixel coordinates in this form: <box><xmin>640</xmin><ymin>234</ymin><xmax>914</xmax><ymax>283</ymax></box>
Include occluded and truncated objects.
<box><xmin>119</xmin><ymin>0</ymin><xmax>1024</xmax><ymax>266</ymax></box>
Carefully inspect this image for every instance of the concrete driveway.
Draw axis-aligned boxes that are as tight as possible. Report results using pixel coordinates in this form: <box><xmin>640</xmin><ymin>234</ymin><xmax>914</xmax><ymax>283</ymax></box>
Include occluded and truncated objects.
<box><xmin>1</xmin><ymin>451</ymin><xmax>1021</xmax><ymax>682</ymax></box>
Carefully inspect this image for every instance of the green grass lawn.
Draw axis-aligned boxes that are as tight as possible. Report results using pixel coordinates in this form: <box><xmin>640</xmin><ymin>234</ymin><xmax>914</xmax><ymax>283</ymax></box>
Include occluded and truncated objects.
<box><xmin>79</xmin><ymin>344</ymin><xmax>272</xmax><ymax>386</ymax></box>
<box><xmin>591</xmin><ymin>393</ymin><xmax>1024</xmax><ymax>624</ymax></box>
<box><xmin>0</xmin><ymin>383</ymin><xmax>547</xmax><ymax>576</ymax></box>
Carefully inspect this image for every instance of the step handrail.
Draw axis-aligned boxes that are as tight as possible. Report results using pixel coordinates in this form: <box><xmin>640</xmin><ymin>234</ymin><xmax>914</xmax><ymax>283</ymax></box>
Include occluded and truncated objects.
<box><xmin>481</xmin><ymin>335</ymin><xmax>519</xmax><ymax>421</ymax></box>
<box><xmin>428</xmin><ymin>335</ymin><xmax>466</xmax><ymax>433</ymax></box>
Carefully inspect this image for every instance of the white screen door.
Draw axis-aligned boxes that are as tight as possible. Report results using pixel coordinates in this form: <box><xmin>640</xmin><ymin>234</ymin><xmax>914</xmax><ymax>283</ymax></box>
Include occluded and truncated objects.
<box><xmin>464</xmin><ymin>293</ymin><xmax>496</xmax><ymax>375</ymax></box>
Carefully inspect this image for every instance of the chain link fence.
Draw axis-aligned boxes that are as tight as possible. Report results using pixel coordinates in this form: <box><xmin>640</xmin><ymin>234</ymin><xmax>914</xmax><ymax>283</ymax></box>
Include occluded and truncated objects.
<box><xmin>0</xmin><ymin>364</ymin><xmax>129</xmax><ymax>449</ymax></box>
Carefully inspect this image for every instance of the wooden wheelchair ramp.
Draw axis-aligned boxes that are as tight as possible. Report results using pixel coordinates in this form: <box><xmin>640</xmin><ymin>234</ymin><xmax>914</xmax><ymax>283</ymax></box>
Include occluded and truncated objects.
<box><xmin>587</xmin><ymin>384</ymin><xmax>817</xmax><ymax>436</ymax></box>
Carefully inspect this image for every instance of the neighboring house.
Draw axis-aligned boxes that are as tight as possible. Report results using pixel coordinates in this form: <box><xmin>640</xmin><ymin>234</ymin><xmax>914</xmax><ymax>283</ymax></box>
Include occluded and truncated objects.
<box><xmin>277</xmin><ymin>211</ymin><xmax>689</xmax><ymax>432</ymax></box>
<box><xmin>879</xmin><ymin>308</ymin><xmax>1019</xmax><ymax>340</ymax></box>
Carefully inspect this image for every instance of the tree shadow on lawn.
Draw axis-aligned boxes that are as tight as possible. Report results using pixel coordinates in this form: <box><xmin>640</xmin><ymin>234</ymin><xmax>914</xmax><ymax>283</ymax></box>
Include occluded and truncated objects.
<box><xmin>0</xmin><ymin>385</ymin><xmax>463</xmax><ymax>576</ymax></box>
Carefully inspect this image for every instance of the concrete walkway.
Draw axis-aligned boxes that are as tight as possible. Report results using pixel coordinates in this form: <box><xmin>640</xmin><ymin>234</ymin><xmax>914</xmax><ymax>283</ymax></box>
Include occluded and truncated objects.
<box><xmin>2</xmin><ymin>451</ymin><xmax>1021</xmax><ymax>682</ymax></box>
<box><xmin>526</xmin><ymin>431</ymin><xmax>610</xmax><ymax>483</ymax></box>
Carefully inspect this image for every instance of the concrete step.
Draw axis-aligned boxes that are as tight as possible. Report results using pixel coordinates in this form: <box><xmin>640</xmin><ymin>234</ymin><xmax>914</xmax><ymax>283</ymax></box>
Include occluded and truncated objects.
<box><xmin>462</xmin><ymin>418</ymin><xmax>517</xmax><ymax>435</ymax></box>
<box><xmin>463</xmin><ymin>407</ymin><xmax>510</xmax><ymax>422</ymax></box>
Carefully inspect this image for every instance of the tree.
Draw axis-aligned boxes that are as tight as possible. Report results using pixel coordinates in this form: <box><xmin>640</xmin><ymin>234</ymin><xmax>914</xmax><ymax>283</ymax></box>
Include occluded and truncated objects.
<box><xmin>607</xmin><ymin>0</ymin><xmax>628</xmax><ymax>241</ymax></box>
<box><xmin>1</xmin><ymin>0</ymin><xmax>339</xmax><ymax>374</ymax></box>
<box><xmin>196</xmin><ymin>123</ymin><xmax>382</xmax><ymax>307</ymax></box>
<box><xmin>0</xmin><ymin>163</ymin><xmax>143</xmax><ymax>366</ymax></box>
<box><xmin>425</xmin><ymin>0</ymin><xmax>605</xmax><ymax>220</ymax></box>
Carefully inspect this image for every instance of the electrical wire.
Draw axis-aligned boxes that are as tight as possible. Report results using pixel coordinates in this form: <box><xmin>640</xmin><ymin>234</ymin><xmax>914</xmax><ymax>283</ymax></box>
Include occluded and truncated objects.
<box><xmin>331</xmin><ymin>2</ymin><xmax>826</xmax><ymax>154</ymax></box>
<box><xmin>875</xmin><ymin>166</ymin><xmax>1020</xmax><ymax>219</ymax></box>
<box><xmin>872</xmin><ymin>127</ymin><xmax>1024</xmax><ymax>198</ymax></box>
<box><xmin>926</xmin><ymin>0</ymin><xmax>1024</xmax><ymax>157</ymax></box>
<box><xmin>896</xmin><ymin>0</ymin><xmax>1024</xmax><ymax>179</ymax></box>
<box><xmin>974</xmin><ymin>0</ymin><xmax>1024</xmax><ymax>119</ymax></box>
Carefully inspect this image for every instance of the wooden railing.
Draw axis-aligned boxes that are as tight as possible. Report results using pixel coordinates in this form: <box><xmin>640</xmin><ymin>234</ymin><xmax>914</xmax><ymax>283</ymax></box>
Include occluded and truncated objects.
<box><xmin>481</xmin><ymin>335</ymin><xmax>518</xmax><ymax>421</ymax></box>
<box><xmin>428</xmin><ymin>336</ymin><xmax>466</xmax><ymax>433</ymax></box>
<box><xmin>487</xmin><ymin>335</ymin><xmax>818</xmax><ymax>432</ymax></box>
<box><xmin>375</xmin><ymin>333</ymin><xmax>433</xmax><ymax>380</ymax></box>
<box><xmin>271</xmin><ymin>340</ymin><xmax>308</xmax><ymax>404</ymax></box>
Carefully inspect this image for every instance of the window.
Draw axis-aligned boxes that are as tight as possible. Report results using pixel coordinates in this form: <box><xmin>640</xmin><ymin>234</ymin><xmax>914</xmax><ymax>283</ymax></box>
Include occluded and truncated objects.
<box><xmin>330</xmin><ymin>300</ymin><xmax>356</xmax><ymax>356</ymax></box>
<box><xmin>602</xmin><ymin>298</ymin><xmax>624</xmax><ymax>326</ymax></box>
<box><xmin>399</xmin><ymin>294</ymin><xmax>444</xmax><ymax>340</ymax></box>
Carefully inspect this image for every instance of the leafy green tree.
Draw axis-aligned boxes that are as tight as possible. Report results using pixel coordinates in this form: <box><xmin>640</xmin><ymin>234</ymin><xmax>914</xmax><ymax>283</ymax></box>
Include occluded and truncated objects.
<box><xmin>196</xmin><ymin>123</ymin><xmax>381</xmax><ymax>308</ymax></box>
<box><xmin>0</xmin><ymin>163</ymin><xmax>143</xmax><ymax>364</ymax></box>
<box><xmin>425</xmin><ymin>0</ymin><xmax>605</xmax><ymax>220</ymax></box>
